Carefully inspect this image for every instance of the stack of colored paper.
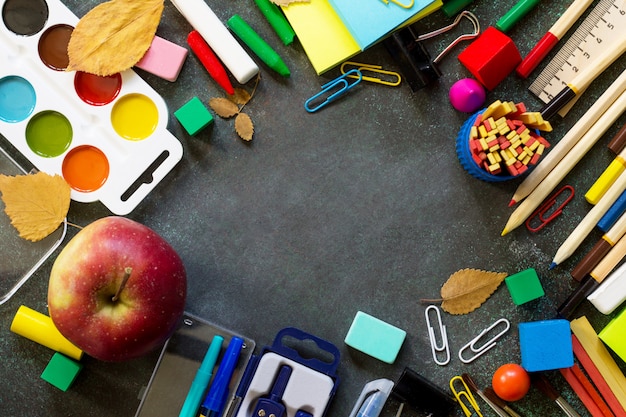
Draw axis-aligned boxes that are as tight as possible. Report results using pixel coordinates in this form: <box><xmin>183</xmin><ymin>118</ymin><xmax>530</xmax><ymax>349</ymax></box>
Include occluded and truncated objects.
<box><xmin>281</xmin><ymin>0</ymin><xmax>442</xmax><ymax>74</ymax></box>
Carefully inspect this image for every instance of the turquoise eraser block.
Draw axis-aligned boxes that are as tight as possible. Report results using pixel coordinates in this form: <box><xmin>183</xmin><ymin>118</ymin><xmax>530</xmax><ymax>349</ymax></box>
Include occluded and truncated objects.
<box><xmin>174</xmin><ymin>96</ymin><xmax>214</xmax><ymax>135</ymax></box>
<box><xmin>41</xmin><ymin>352</ymin><xmax>83</xmax><ymax>391</ymax></box>
<box><xmin>344</xmin><ymin>311</ymin><xmax>406</xmax><ymax>364</ymax></box>
<box><xmin>505</xmin><ymin>268</ymin><xmax>545</xmax><ymax>305</ymax></box>
<box><xmin>518</xmin><ymin>319</ymin><xmax>573</xmax><ymax>372</ymax></box>
<box><xmin>599</xmin><ymin>305</ymin><xmax>626</xmax><ymax>363</ymax></box>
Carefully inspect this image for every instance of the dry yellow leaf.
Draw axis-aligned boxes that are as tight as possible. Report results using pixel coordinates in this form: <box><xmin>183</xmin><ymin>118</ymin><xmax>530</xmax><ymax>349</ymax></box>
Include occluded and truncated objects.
<box><xmin>235</xmin><ymin>113</ymin><xmax>254</xmax><ymax>141</ymax></box>
<box><xmin>0</xmin><ymin>172</ymin><xmax>70</xmax><ymax>242</ymax></box>
<box><xmin>439</xmin><ymin>268</ymin><xmax>507</xmax><ymax>315</ymax></box>
<box><xmin>229</xmin><ymin>88</ymin><xmax>252</xmax><ymax>106</ymax></box>
<box><xmin>209</xmin><ymin>97</ymin><xmax>240</xmax><ymax>118</ymax></box>
<box><xmin>67</xmin><ymin>0</ymin><xmax>164</xmax><ymax>76</ymax></box>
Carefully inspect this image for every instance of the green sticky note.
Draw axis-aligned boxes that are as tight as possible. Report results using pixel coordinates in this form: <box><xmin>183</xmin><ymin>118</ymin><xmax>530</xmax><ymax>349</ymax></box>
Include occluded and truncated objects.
<box><xmin>505</xmin><ymin>268</ymin><xmax>545</xmax><ymax>305</ymax></box>
<box><xmin>174</xmin><ymin>96</ymin><xmax>214</xmax><ymax>136</ymax></box>
<box><xmin>345</xmin><ymin>311</ymin><xmax>406</xmax><ymax>364</ymax></box>
<box><xmin>41</xmin><ymin>352</ymin><xmax>83</xmax><ymax>391</ymax></box>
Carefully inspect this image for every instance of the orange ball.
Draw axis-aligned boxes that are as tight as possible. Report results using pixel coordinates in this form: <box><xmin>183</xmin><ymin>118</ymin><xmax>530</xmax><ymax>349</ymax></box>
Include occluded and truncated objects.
<box><xmin>492</xmin><ymin>363</ymin><xmax>531</xmax><ymax>401</ymax></box>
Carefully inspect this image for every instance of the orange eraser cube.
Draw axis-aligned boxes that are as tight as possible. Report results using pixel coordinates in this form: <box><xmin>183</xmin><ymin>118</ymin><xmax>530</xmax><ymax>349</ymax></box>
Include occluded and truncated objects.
<box><xmin>458</xmin><ymin>27</ymin><xmax>521</xmax><ymax>91</ymax></box>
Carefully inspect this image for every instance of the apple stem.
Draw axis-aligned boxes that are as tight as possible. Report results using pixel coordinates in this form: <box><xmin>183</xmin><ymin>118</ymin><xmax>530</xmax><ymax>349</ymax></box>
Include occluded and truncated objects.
<box><xmin>112</xmin><ymin>267</ymin><xmax>132</xmax><ymax>302</ymax></box>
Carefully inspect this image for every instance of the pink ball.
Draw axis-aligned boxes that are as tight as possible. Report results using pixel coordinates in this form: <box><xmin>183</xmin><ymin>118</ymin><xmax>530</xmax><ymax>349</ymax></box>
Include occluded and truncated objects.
<box><xmin>449</xmin><ymin>78</ymin><xmax>486</xmax><ymax>113</ymax></box>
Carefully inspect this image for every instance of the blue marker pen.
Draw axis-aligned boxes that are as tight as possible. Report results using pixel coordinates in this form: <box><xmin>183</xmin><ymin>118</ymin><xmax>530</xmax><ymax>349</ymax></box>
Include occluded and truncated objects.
<box><xmin>199</xmin><ymin>336</ymin><xmax>245</xmax><ymax>417</ymax></box>
<box><xmin>178</xmin><ymin>334</ymin><xmax>224</xmax><ymax>417</ymax></box>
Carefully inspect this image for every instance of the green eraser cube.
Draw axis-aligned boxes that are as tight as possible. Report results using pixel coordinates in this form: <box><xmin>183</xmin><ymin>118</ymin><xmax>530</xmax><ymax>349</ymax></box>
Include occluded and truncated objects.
<box><xmin>599</xmin><ymin>305</ymin><xmax>626</xmax><ymax>363</ymax></box>
<box><xmin>344</xmin><ymin>311</ymin><xmax>406</xmax><ymax>364</ymax></box>
<box><xmin>41</xmin><ymin>352</ymin><xmax>83</xmax><ymax>391</ymax></box>
<box><xmin>505</xmin><ymin>268</ymin><xmax>544</xmax><ymax>305</ymax></box>
<box><xmin>174</xmin><ymin>96</ymin><xmax>213</xmax><ymax>135</ymax></box>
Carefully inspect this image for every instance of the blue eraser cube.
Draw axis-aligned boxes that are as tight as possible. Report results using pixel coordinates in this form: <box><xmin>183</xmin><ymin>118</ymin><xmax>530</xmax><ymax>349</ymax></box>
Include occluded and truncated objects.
<box><xmin>344</xmin><ymin>311</ymin><xmax>406</xmax><ymax>364</ymax></box>
<box><xmin>174</xmin><ymin>96</ymin><xmax>213</xmax><ymax>135</ymax></box>
<box><xmin>505</xmin><ymin>268</ymin><xmax>545</xmax><ymax>305</ymax></box>
<box><xmin>518</xmin><ymin>319</ymin><xmax>573</xmax><ymax>372</ymax></box>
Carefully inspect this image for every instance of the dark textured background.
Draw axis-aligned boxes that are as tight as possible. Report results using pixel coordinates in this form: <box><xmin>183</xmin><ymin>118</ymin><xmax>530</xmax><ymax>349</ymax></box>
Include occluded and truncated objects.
<box><xmin>1</xmin><ymin>0</ymin><xmax>626</xmax><ymax>416</ymax></box>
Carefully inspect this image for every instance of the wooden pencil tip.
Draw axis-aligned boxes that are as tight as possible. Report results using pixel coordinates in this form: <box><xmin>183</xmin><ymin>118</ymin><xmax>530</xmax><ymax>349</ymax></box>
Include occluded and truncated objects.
<box><xmin>508</xmin><ymin>199</ymin><xmax>516</xmax><ymax>207</ymax></box>
<box><xmin>501</xmin><ymin>228</ymin><xmax>509</xmax><ymax>236</ymax></box>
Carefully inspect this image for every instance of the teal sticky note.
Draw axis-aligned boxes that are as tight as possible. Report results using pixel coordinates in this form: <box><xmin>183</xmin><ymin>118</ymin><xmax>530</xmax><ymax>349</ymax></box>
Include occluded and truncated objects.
<box><xmin>345</xmin><ymin>311</ymin><xmax>406</xmax><ymax>364</ymax></box>
<box><xmin>41</xmin><ymin>352</ymin><xmax>83</xmax><ymax>391</ymax></box>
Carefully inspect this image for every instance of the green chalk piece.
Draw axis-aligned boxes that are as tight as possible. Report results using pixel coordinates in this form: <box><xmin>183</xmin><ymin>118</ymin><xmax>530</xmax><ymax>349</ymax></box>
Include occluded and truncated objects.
<box><xmin>174</xmin><ymin>96</ymin><xmax>213</xmax><ymax>136</ymax></box>
<box><xmin>41</xmin><ymin>352</ymin><xmax>83</xmax><ymax>391</ymax></box>
<box><xmin>495</xmin><ymin>0</ymin><xmax>541</xmax><ymax>33</ymax></box>
<box><xmin>254</xmin><ymin>0</ymin><xmax>295</xmax><ymax>45</ymax></box>
<box><xmin>505</xmin><ymin>268</ymin><xmax>545</xmax><ymax>305</ymax></box>
<box><xmin>441</xmin><ymin>0</ymin><xmax>475</xmax><ymax>17</ymax></box>
<box><xmin>227</xmin><ymin>15</ymin><xmax>290</xmax><ymax>77</ymax></box>
<box><xmin>344</xmin><ymin>311</ymin><xmax>406</xmax><ymax>364</ymax></box>
<box><xmin>599</xmin><ymin>305</ymin><xmax>626</xmax><ymax>364</ymax></box>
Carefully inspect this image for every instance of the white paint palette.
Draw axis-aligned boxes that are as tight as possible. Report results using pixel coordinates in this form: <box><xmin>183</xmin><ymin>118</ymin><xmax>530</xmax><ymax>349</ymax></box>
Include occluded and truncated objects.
<box><xmin>0</xmin><ymin>0</ymin><xmax>183</xmax><ymax>215</ymax></box>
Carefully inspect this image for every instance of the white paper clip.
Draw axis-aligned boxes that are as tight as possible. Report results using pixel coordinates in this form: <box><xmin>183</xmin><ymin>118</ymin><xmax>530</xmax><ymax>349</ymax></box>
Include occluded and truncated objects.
<box><xmin>425</xmin><ymin>305</ymin><xmax>450</xmax><ymax>366</ymax></box>
<box><xmin>458</xmin><ymin>318</ymin><xmax>510</xmax><ymax>364</ymax></box>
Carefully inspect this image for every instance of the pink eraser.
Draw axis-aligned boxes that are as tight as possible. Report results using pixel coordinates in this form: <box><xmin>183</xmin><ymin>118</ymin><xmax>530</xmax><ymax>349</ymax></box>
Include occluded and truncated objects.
<box><xmin>136</xmin><ymin>36</ymin><xmax>188</xmax><ymax>82</ymax></box>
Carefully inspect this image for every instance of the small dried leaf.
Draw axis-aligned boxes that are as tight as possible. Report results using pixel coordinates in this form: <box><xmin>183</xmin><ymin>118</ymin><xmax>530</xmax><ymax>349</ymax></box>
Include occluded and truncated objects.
<box><xmin>209</xmin><ymin>97</ymin><xmax>240</xmax><ymax>118</ymax></box>
<box><xmin>235</xmin><ymin>113</ymin><xmax>254</xmax><ymax>141</ymax></box>
<box><xmin>0</xmin><ymin>172</ymin><xmax>71</xmax><ymax>241</ymax></box>
<box><xmin>67</xmin><ymin>0</ymin><xmax>164</xmax><ymax>76</ymax></box>
<box><xmin>440</xmin><ymin>268</ymin><xmax>507</xmax><ymax>315</ymax></box>
<box><xmin>228</xmin><ymin>88</ymin><xmax>252</xmax><ymax>106</ymax></box>
<box><xmin>271</xmin><ymin>0</ymin><xmax>310</xmax><ymax>5</ymax></box>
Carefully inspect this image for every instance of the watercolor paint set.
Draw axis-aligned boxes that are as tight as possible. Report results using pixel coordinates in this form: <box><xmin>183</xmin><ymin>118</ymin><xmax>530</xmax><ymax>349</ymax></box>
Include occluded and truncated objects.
<box><xmin>0</xmin><ymin>0</ymin><xmax>183</xmax><ymax>215</ymax></box>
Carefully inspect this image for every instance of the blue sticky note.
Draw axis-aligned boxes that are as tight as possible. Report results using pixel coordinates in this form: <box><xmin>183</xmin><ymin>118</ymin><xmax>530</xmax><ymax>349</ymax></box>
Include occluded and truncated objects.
<box><xmin>345</xmin><ymin>311</ymin><xmax>406</xmax><ymax>364</ymax></box>
<box><xmin>518</xmin><ymin>319</ymin><xmax>573</xmax><ymax>372</ymax></box>
<box><xmin>328</xmin><ymin>0</ymin><xmax>437</xmax><ymax>49</ymax></box>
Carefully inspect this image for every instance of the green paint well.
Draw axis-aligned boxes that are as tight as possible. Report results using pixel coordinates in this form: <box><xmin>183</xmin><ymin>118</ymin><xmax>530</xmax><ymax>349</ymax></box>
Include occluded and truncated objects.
<box><xmin>25</xmin><ymin>110</ymin><xmax>72</xmax><ymax>157</ymax></box>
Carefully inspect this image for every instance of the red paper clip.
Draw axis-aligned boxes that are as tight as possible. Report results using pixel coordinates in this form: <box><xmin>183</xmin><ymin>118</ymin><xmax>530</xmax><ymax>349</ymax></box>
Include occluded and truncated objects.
<box><xmin>525</xmin><ymin>185</ymin><xmax>575</xmax><ymax>232</ymax></box>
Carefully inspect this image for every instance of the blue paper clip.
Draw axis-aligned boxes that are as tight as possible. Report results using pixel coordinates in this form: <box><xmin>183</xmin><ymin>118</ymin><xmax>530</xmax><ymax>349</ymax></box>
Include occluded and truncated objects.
<box><xmin>525</xmin><ymin>185</ymin><xmax>575</xmax><ymax>233</ymax></box>
<box><xmin>304</xmin><ymin>69</ymin><xmax>362</xmax><ymax>113</ymax></box>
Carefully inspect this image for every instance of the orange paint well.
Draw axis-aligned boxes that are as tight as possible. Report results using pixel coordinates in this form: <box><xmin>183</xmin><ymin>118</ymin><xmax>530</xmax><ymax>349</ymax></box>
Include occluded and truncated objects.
<box><xmin>62</xmin><ymin>145</ymin><xmax>109</xmax><ymax>192</ymax></box>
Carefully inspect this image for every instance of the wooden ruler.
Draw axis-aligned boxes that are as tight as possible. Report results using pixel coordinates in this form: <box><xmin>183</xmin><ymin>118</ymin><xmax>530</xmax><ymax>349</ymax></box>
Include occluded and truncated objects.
<box><xmin>529</xmin><ymin>0</ymin><xmax>626</xmax><ymax>112</ymax></box>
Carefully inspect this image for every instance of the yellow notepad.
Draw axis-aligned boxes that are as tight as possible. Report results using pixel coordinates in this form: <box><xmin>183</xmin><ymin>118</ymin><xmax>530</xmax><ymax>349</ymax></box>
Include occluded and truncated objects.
<box><xmin>282</xmin><ymin>0</ymin><xmax>442</xmax><ymax>75</ymax></box>
<box><xmin>282</xmin><ymin>0</ymin><xmax>360</xmax><ymax>75</ymax></box>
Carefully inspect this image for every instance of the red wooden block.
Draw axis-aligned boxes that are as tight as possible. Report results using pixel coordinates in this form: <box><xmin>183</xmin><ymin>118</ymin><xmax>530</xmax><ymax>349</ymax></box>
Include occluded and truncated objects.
<box><xmin>458</xmin><ymin>27</ymin><xmax>522</xmax><ymax>91</ymax></box>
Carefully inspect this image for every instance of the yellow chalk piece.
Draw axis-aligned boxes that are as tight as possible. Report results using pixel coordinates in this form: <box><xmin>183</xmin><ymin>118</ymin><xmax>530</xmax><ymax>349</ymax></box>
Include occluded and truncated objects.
<box><xmin>479</xmin><ymin>137</ymin><xmax>488</xmax><ymax>150</ymax></box>
<box><xmin>536</xmin><ymin>144</ymin><xmax>545</xmax><ymax>155</ymax></box>
<box><xmin>570</xmin><ymin>316</ymin><xmax>626</xmax><ymax>410</ymax></box>
<box><xmin>488</xmin><ymin>162</ymin><xmax>501</xmax><ymax>172</ymax></box>
<box><xmin>522</xmin><ymin>154</ymin><xmax>532</xmax><ymax>165</ymax></box>
<box><xmin>529</xmin><ymin>140</ymin><xmax>540</xmax><ymax>152</ymax></box>
<box><xmin>11</xmin><ymin>306</ymin><xmax>83</xmax><ymax>360</ymax></box>
<box><xmin>487</xmin><ymin>152</ymin><xmax>497</xmax><ymax>165</ymax></box>
<box><xmin>585</xmin><ymin>157</ymin><xmax>626</xmax><ymax>204</ymax></box>
<box><xmin>478</xmin><ymin>125</ymin><xmax>488</xmax><ymax>138</ymax></box>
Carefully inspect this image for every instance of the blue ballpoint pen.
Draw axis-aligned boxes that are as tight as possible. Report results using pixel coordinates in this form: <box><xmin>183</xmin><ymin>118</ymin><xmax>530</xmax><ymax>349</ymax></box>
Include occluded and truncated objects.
<box><xmin>178</xmin><ymin>334</ymin><xmax>224</xmax><ymax>417</ymax></box>
<box><xmin>199</xmin><ymin>336</ymin><xmax>245</xmax><ymax>417</ymax></box>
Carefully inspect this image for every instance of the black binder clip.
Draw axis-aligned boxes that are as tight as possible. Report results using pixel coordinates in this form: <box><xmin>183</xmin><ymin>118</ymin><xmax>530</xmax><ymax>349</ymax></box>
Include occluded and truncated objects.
<box><xmin>390</xmin><ymin>367</ymin><xmax>457</xmax><ymax>417</ymax></box>
<box><xmin>384</xmin><ymin>11</ymin><xmax>480</xmax><ymax>92</ymax></box>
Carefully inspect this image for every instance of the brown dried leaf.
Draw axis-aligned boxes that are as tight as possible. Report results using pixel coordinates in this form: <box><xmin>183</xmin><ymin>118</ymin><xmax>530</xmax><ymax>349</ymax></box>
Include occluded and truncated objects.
<box><xmin>0</xmin><ymin>172</ymin><xmax>70</xmax><ymax>241</ymax></box>
<box><xmin>271</xmin><ymin>0</ymin><xmax>310</xmax><ymax>5</ymax></box>
<box><xmin>235</xmin><ymin>113</ymin><xmax>254</xmax><ymax>141</ymax></box>
<box><xmin>209</xmin><ymin>97</ymin><xmax>240</xmax><ymax>118</ymax></box>
<box><xmin>67</xmin><ymin>0</ymin><xmax>164</xmax><ymax>76</ymax></box>
<box><xmin>440</xmin><ymin>268</ymin><xmax>507</xmax><ymax>315</ymax></box>
<box><xmin>228</xmin><ymin>88</ymin><xmax>252</xmax><ymax>106</ymax></box>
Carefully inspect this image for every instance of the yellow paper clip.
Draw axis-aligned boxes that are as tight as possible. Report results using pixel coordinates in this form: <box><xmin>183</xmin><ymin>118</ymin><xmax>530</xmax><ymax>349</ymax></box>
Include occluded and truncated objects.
<box><xmin>379</xmin><ymin>0</ymin><xmax>414</xmax><ymax>9</ymax></box>
<box><xmin>304</xmin><ymin>69</ymin><xmax>362</xmax><ymax>113</ymax></box>
<box><xmin>340</xmin><ymin>62</ymin><xmax>401</xmax><ymax>87</ymax></box>
<box><xmin>450</xmin><ymin>375</ymin><xmax>484</xmax><ymax>417</ymax></box>
<box><xmin>458</xmin><ymin>318</ymin><xmax>510</xmax><ymax>364</ymax></box>
<box><xmin>425</xmin><ymin>305</ymin><xmax>450</xmax><ymax>365</ymax></box>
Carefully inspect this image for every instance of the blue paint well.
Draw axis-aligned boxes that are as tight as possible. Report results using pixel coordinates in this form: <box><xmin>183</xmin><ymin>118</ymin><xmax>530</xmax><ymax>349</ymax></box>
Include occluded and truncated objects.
<box><xmin>0</xmin><ymin>76</ymin><xmax>36</xmax><ymax>123</ymax></box>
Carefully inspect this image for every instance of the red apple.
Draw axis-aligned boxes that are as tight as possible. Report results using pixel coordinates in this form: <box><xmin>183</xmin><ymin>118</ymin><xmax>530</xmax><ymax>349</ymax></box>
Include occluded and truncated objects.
<box><xmin>47</xmin><ymin>216</ymin><xmax>186</xmax><ymax>361</ymax></box>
